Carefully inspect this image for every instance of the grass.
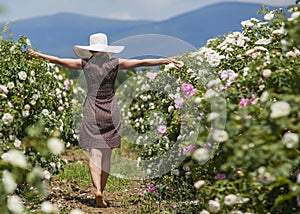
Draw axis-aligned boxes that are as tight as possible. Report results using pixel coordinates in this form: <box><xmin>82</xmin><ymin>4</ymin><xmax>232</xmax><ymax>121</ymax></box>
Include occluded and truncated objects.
<box><xmin>55</xmin><ymin>161</ymin><xmax>91</xmax><ymax>187</ymax></box>
<box><xmin>55</xmin><ymin>155</ymin><xmax>132</xmax><ymax>192</ymax></box>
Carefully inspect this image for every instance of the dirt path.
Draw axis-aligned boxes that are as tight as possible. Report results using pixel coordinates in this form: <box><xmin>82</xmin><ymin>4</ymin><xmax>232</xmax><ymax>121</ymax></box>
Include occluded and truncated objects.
<box><xmin>47</xmin><ymin>149</ymin><xmax>146</xmax><ymax>213</ymax></box>
<box><xmin>48</xmin><ymin>178</ymin><xmax>144</xmax><ymax>213</ymax></box>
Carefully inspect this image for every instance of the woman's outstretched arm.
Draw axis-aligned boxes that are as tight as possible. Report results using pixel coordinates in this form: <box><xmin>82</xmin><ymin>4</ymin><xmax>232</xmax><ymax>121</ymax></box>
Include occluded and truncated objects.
<box><xmin>28</xmin><ymin>49</ymin><xmax>83</xmax><ymax>70</ymax></box>
<box><xmin>118</xmin><ymin>58</ymin><xmax>183</xmax><ymax>70</ymax></box>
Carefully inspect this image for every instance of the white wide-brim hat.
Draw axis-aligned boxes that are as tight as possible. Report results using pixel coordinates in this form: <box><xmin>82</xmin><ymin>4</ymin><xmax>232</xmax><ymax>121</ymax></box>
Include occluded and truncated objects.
<box><xmin>73</xmin><ymin>33</ymin><xmax>124</xmax><ymax>58</ymax></box>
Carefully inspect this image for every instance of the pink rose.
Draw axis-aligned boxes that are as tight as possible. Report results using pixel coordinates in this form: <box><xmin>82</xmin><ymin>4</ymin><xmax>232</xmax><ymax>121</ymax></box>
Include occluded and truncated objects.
<box><xmin>157</xmin><ymin>125</ymin><xmax>167</xmax><ymax>135</ymax></box>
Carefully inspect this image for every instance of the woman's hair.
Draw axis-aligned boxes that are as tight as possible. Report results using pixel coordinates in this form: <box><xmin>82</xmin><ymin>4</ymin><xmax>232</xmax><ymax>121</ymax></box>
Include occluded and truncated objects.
<box><xmin>90</xmin><ymin>51</ymin><xmax>111</xmax><ymax>59</ymax></box>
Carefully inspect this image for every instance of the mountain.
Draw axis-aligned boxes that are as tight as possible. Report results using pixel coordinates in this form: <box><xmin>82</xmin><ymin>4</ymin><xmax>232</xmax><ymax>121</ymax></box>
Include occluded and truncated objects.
<box><xmin>2</xmin><ymin>13</ymin><xmax>153</xmax><ymax>57</ymax></box>
<box><xmin>0</xmin><ymin>2</ymin><xmax>286</xmax><ymax>57</ymax></box>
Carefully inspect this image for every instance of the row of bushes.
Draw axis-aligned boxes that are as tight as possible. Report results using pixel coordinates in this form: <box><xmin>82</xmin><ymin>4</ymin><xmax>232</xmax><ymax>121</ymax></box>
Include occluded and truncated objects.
<box><xmin>118</xmin><ymin>5</ymin><xmax>300</xmax><ymax>213</ymax></box>
<box><xmin>0</xmin><ymin>25</ymin><xmax>83</xmax><ymax>212</ymax></box>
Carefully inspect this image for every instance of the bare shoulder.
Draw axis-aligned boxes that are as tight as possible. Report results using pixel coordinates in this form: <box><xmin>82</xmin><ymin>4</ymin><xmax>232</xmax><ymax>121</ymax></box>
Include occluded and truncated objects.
<box><xmin>118</xmin><ymin>58</ymin><xmax>128</xmax><ymax>64</ymax></box>
<box><xmin>117</xmin><ymin>58</ymin><xmax>133</xmax><ymax>70</ymax></box>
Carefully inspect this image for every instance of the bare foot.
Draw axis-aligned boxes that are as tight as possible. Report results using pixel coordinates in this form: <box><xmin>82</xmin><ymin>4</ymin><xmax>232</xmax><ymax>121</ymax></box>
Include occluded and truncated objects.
<box><xmin>95</xmin><ymin>194</ymin><xmax>108</xmax><ymax>208</ymax></box>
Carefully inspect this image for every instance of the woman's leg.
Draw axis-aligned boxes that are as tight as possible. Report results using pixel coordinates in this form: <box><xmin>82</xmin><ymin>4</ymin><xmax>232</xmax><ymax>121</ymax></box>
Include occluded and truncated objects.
<box><xmin>88</xmin><ymin>148</ymin><xmax>112</xmax><ymax>207</ymax></box>
<box><xmin>100</xmin><ymin>148</ymin><xmax>112</xmax><ymax>193</ymax></box>
<box><xmin>88</xmin><ymin>149</ymin><xmax>102</xmax><ymax>195</ymax></box>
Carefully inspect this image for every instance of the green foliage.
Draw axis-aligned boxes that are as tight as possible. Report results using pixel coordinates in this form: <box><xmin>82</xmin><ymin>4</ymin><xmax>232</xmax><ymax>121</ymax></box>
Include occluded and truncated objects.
<box><xmin>0</xmin><ymin>33</ymin><xmax>78</xmax><ymax>212</ymax></box>
<box><xmin>125</xmin><ymin>5</ymin><xmax>300</xmax><ymax>213</ymax></box>
<box><xmin>0</xmin><ymin>35</ymin><xmax>77</xmax><ymax>165</ymax></box>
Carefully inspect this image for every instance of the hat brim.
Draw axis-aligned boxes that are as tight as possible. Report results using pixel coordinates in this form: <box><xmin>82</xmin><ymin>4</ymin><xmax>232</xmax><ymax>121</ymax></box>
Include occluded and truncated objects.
<box><xmin>73</xmin><ymin>44</ymin><xmax>124</xmax><ymax>58</ymax></box>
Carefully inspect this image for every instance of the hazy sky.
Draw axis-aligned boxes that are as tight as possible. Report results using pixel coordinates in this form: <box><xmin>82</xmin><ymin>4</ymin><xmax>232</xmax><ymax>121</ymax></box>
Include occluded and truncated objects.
<box><xmin>0</xmin><ymin>0</ymin><xmax>296</xmax><ymax>22</ymax></box>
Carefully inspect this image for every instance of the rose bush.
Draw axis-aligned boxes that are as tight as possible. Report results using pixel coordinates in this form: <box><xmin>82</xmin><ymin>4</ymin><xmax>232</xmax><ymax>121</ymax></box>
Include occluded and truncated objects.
<box><xmin>0</xmin><ymin>28</ymin><xmax>81</xmax><ymax>212</ymax></box>
<box><xmin>120</xmin><ymin>5</ymin><xmax>300</xmax><ymax>213</ymax></box>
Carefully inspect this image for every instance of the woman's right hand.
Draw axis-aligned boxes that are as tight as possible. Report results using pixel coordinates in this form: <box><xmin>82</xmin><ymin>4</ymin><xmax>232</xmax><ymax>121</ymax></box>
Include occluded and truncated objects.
<box><xmin>28</xmin><ymin>49</ymin><xmax>39</xmax><ymax>58</ymax></box>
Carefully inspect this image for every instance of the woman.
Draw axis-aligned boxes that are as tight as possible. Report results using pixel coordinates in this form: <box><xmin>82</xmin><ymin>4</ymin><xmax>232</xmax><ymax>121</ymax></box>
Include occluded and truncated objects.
<box><xmin>29</xmin><ymin>33</ymin><xmax>182</xmax><ymax>208</ymax></box>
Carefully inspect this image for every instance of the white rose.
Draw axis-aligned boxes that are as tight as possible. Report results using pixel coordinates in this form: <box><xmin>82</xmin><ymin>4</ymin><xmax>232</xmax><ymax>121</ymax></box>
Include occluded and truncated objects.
<box><xmin>42</xmin><ymin>109</ymin><xmax>50</xmax><ymax>116</ymax></box>
<box><xmin>207</xmin><ymin>79</ymin><xmax>221</xmax><ymax>88</ymax></box>
<box><xmin>270</xmin><ymin>101</ymin><xmax>291</xmax><ymax>118</ymax></box>
<box><xmin>164</xmin><ymin>63</ymin><xmax>176</xmax><ymax>71</ymax></box>
<box><xmin>192</xmin><ymin>148</ymin><xmax>210</xmax><ymax>163</ymax></box>
<box><xmin>18</xmin><ymin>71</ymin><xmax>27</xmax><ymax>81</ymax></box>
<box><xmin>58</xmin><ymin>106</ymin><xmax>64</xmax><ymax>111</ymax></box>
<box><xmin>194</xmin><ymin>180</ymin><xmax>205</xmax><ymax>189</ymax></box>
<box><xmin>272</xmin><ymin>27</ymin><xmax>285</xmax><ymax>35</ymax></box>
<box><xmin>200</xmin><ymin>210</ymin><xmax>210</xmax><ymax>214</ymax></box>
<box><xmin>32</xmin><ymin>94</ymin><xmax>39</xmax><ymax>100</ymax></box>
<box><xmin>7</xmin><ymin>82</ymin><xmax>15</xmax><ymax>89</ymax></box>
<box><xmin>235</xmin><ymin>36</ymin><xmax>245</xmax><ymax>47</ymax></box>
<box><xmin>47</xmin><ymin>138</ymin><xmax>65</xmax><ymax>155</ymax></box>
<box><xmin>41</xmin><ymin>201</ymin><xmax>56</xmax><ymax>213</ymax></box>
<box><xmin>146</xmin><ymin>168</ymin><xmax>152</xmax><ymax>175</ymax></box>
<box><xmin>282</xmin><ymin>132</ymin><xmax>299</xmax><ymax>149</ymax></box>
<box><xmin>14</xmin><ymin>139</ymin><xmax>22</xmax><ymax>148</ymax></box>
<box><xmin>258</xmin><ymin>171</ymin><xmax>276</xmax><ymax>185</ymax></box>
<box><xmin>281</xmin><ymin>39</ymin><xmax>288</xmax><ymax>49</ymax></box>
<box><xmin>208</xmin><ymin>199</ymin><xmax>221</xmax><ymax>213</ymax></box>
<box><xmin>195</xmin><ymin>97</ymin><xmax>202</xmax><ymax>104</ymax></box>
<box><xmin>255</xmin><ymin>38</ymin><xmax>271</xmax><ymax>45</ymax></box>
<box><xmin>0</xmin><ymin>85</ymin><xmax>9</xmax><ymax>94</ymax></box>
<box><xmin>3</xmin><ymin>170</ymin><xmax>17</xmax><ymax>194</ymax></box>
<box><xmin>2</xmin><ymin>113</ymin><xmax>14</xmax><ymax>125</ymax></box>
<box><xmin>10</xmin><ymin>45</ymin><xmax>16</xmax><ymax>52</ymax></box>
<box><xmin>241</xmin><ymin>20</ymin><xmax>254</xmax><ymax>27</ymax></box>
<box><xmin>168</xmin><ymin>106</ymin><xmax>174</xmax><ymax>113</ymax></box>
<box><xmin>207</xmin><ymin>112</ymin><xmax>220</xmax><ymax>122</ymax></box>
<box><xmin>141</xmin><ymin>83</ymin><xmax>150</xmax><ymax>91</ymax></box>
<box><xmin>243</xmin><ymin>67</ymin><xmax>250</xmax><ymax>76</ymax></box>
<box><xmin>205</xmin><ymin>89</ymin><xmax>219</xmax><ymax>99</ymax></box>
<box><xmin>166</xmin><ymin>143</ymin><xmax>170</xmax><ymax>150</ymax></box>
<box><xmin>7</xmin><ymin>102</ymin><xmax>14</xmax><ymax>108</ymax></box>
<box><xmin>50</xmin><ymin>162</ymin><xmax>56</xmax><ymax>169</ymax></box>
<box><xmin>26</xmin><ymin>38</ymin><xmax>31</xmax><ymax>46</ymax></box>
<box><xmin>22</xmin><ymin>110</ymin><xmax>30</xmax><ymax>117</ymax></box>
<box><xmin>262</xmin><ymin>69</ymin><xmax>272</xmax><ymax>78</ymax></box>
<box><xmin>58</xmin><ymin>75</ymin><xmax>63</xmax><ymax>80</ymax></box>
<box><xmin>30</xmin><ymin>99</ymin><xmax>36</xmax><ymax>105</ymax></box>
<box><xmin>164</xmin><ymin>84</ymin><xmax>171</xmax><ymax>92</ymax></box>
<box><xmin>264</xmin><ymin>12</ymin><xmax>275</xmax><ymax>20</ymax></box>
<box><xmin>207</xmin><ymin>53</ymin><xmax>221</xmax><ymax>67</ymax></box>
<box><xmin>55</xmin><ymin>88</ymin><xmax>62</xmax><ymax>95</ymax></box>
<box><xmin>286</xmin><ymin>51</ymin><xmax>297</xmax><ymax>58</ymax></box>
<box><xmin>250</xmin><ymin>18</ymin><xmax>259</xmax><ymax>22</ymax></box>
<box><xmin>24</xmin><ymin>104</ymin><xmax>31</xmax><ymax>110</ymax></box>
<box><xmin>1</xmin><ymin>150</ymin><xmax>27</xmax><ymax>168</ymax></box>
<box><xmin>224</xmin><ymin>194</ymin><xmax>238</xmax><ymax>206</ymax></box>
<box><xmin>213</xmin><ymin>130</ymin><xmax>229</xmax><ymax>142</ymax></box>
<box><xmin>7</xmin><ymin>195</ymin><xmax>24</xmax><ymax>214</ymax></box>
<box><xmin>70</xmin><ymin>209</ymin><xmax>85</xmax><ymax>214</ymax></box>
<box><xmin>44</xmin><ymin>170</ymin><xmax>51</xmax><ymax>180</ymax></box>
<box><xmin>260</xmin><ymin>91</ymin><xmax>269</xmax><ymax>103</ymax></box>
<box><xmin>288</xmin><ymin>11</ymin><xmax>300</xmax><ymax>21</ymax></box>
<box><xmin>146</xmin><ymin>72</ymin><xmax>158</xmax><ymax>81</ymax></box>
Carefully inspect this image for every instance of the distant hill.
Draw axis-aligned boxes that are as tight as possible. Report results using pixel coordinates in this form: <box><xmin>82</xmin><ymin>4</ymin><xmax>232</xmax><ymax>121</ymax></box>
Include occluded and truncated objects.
<box><xmin>2</xmin><ymin>13</ymin><xmax>153</xmax><ymax>57</ymax></box>
<box><xmin>1</xmin><ymin>2</ymin><xmax>286</xmax><ymax>57</ymax></box>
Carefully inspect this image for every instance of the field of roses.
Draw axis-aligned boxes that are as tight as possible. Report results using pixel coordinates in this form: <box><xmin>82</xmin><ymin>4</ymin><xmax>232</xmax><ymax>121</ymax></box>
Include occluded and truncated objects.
<box><xmin>118</xmin><ymin>5</ymin><xmax>300</xmax><ymax>214</ymax></box>
<box><xmin>0</xmin><ymin>3</ymin><xmax>299</xmax><ymax>214</ymax></box>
